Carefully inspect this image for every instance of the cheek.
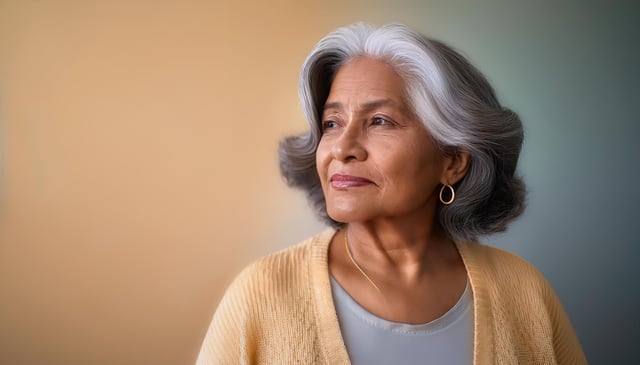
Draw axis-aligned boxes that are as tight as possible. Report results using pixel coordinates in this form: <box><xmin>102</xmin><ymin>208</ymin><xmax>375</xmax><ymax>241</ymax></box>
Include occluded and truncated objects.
<box><xmin>384</xmin><ymin>146</ymin><xmax>442</xmax><ymax>191</ymax></box>
<box><xmin>315</xmin><ymin>141</ymin><xmax>330</xmax><ymax>177</ymax></box>
<box><xmin>315</xmin><ymin>148</ymin><xmax>332</xmax><ymax>202</ymax></box>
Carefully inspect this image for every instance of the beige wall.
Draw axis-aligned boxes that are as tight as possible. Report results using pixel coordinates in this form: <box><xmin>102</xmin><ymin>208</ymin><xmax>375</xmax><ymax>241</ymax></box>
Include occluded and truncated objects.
<box><xmin>0</xmin><ymin>1</ymin><xmax>348</xmax><ymax>364</ymax></box>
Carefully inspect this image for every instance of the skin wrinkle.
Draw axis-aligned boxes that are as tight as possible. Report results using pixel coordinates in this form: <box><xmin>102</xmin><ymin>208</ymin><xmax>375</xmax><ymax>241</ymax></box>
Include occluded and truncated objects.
<box><xmin>318</xmin><ymin>57</ymin><xmax>470</xmax><ymax>324</ymax></box>
<box><xmin>284</xmin><ymin>24</ymin><xmax>526</xmax><ymax>241</ymax></box>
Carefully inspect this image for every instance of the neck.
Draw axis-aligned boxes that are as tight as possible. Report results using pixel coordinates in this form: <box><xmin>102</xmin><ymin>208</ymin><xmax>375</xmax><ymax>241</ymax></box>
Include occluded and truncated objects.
<box><xmin>345</xmin><ymin>219</ymin><xmax>454</xmax><ymax>281</ymax></box>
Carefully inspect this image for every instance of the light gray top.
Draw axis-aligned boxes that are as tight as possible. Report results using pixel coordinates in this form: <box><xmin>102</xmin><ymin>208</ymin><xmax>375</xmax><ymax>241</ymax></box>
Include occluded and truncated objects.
<box><xmin>330</xmin><ymin>276</ymin><xmax>474</xmax><ymax>365</ymax></box>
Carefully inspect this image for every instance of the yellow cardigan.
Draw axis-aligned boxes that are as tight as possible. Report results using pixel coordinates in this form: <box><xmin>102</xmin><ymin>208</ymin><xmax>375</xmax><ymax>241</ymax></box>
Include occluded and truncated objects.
<box><xmin>196</xmin><ymin>229</ymin><xmax>587</xmax><ymax>364</ymax></box>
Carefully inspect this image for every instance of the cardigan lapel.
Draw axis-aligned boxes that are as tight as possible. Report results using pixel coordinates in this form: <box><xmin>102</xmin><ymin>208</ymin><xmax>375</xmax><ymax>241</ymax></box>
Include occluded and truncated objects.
<box><xmin>310</xmin><ymin>228</ymin><xmax>352</xmax><ymax>365</ymax></box>
<box><xmin>456</xmin><ymin>241</ymin><xmax>495</xmax><ymax>365</ymax></box>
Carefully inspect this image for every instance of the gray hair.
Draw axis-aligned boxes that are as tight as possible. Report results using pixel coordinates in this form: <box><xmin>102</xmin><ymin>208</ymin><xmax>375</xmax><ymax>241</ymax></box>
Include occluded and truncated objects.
<box><xmin>279</xmin><ymin>22</ymin><xmax>526</xmax><ymax>242</ymax></box>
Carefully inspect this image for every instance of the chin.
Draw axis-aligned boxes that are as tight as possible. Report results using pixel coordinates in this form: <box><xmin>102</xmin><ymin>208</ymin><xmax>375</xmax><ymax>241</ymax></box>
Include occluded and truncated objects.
<box><xmin>326</xmin><ymin>206</ymin><xmax>374</xmax><ymax>224</ymax></box>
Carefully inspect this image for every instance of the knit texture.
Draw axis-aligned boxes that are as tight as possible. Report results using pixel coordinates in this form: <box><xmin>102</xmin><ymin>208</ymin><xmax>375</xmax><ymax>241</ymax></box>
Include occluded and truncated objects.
<box><xmin>196</xmin><ymin>229</ymin><xmax>587</xmax><ymax>364</ymax></box>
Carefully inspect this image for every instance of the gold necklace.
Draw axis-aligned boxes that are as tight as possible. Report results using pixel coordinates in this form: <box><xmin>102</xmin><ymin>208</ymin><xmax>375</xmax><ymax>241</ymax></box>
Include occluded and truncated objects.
<box><xmin>344</xmin><ymin>229</ymin><xmax>385</xmax><ymax>297</ymax></box>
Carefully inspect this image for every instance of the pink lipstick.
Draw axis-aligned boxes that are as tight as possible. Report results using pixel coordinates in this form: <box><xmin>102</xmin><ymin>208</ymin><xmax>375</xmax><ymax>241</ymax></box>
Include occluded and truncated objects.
<box><xmin>330</xmin><ymin>174</ymin><xmax>374</xmax><ymax>188</ymax></box>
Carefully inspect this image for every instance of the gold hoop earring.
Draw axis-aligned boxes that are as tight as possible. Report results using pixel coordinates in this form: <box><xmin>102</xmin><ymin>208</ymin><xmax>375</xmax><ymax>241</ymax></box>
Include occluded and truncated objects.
<box><xmin>439</xmin><ymin>184</ymin><xmax>455</xmax><ymax>205</ymax></box>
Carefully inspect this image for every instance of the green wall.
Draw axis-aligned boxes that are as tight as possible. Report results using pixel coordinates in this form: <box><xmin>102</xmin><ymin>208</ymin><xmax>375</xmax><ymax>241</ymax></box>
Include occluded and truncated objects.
<box><xmin>377</xmin><ymin>1</ymin><xmax>639</xmax><ymax>362</ymax></box>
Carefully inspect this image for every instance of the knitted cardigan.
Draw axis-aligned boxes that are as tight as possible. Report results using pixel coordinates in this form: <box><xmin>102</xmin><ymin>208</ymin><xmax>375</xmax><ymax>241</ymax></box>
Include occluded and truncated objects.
<box><xmin>196</xmin><ymin>229</ymin><xmax>587</xmax><ymax>364</ymax></box>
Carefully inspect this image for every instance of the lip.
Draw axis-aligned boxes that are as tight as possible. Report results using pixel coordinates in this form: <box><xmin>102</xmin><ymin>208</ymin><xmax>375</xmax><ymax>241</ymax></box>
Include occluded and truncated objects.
<box><xmin>329</xmin><ymin>174</ymin><xmax>374</xmax><ymax>188</ymax></box>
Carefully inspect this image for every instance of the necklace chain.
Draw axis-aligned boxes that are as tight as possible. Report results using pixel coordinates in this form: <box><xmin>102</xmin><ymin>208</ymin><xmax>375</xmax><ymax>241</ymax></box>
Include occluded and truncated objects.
<box><xmin>344</xmin><ymin>229</ymin><xmax>385</xmax><ymax>297</ymax></box>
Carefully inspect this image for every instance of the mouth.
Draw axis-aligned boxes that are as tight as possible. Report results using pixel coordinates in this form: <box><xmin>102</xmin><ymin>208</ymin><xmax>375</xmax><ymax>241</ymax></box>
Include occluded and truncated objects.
<box><xmin>329</xmin><ymin>174</ymin><xmax>375</xmax><ymax>189</ymax></box>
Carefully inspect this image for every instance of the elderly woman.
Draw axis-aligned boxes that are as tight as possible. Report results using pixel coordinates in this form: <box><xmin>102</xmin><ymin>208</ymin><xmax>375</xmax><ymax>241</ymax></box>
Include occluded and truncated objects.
<box><xmin>196</xmin><ymin>23</ymin><xmax>586</xmax><ymax>364</ymax></box>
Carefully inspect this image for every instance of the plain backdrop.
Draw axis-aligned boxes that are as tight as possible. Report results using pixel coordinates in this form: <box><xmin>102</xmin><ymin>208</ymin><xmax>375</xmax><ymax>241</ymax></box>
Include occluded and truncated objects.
<box><xmin>1</xmin><ymin>0</ymin><xmax>638</xmax><ymax>364</ymax></box>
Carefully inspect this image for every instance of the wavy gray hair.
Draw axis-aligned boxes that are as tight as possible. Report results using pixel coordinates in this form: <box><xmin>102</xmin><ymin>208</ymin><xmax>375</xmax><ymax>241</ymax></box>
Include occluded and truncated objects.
<box><xmin>279</xmin><ymin>22</ymin><xmax>526</xmax><ymax>242</ymax></box>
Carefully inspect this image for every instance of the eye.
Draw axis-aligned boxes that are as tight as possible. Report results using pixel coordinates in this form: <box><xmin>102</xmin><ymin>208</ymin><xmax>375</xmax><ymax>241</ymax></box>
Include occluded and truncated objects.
<box><xmin>322</xmin><ymin>120</ymin><xmax>339</xmax><ymax>131</ymax></box>
<box><xmin>372</xmin><ymin>117</ymin><xmax>393</xmax><ymax>126</ymax></box>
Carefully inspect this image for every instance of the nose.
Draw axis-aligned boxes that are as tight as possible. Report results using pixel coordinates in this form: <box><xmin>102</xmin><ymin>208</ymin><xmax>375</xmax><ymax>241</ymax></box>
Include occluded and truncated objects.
<box><xmin>331</xmin><ymin>124</ymin><xmax>367</xmax><ymax>162</ymax></box>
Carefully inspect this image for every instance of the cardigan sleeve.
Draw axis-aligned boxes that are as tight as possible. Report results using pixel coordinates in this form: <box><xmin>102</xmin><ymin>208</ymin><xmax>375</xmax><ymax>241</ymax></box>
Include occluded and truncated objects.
<box><xmin>541</xmin><ymin>277</ymin><xmax>589</xmax><ymax>364</ymax></box>
<box><xmin>466</xmin><ymin>242</ymin><xmax>588</xmax><ymax>364</ymax></box>
<box><xmin>195</xmin><ymin>265</ymin><xmax>257</xmax><ymax>365</ymax></box>
<box><xmin>194</xmin><ymin>238</ymin><xmax>327</xmax><ymax>365</ymax></box>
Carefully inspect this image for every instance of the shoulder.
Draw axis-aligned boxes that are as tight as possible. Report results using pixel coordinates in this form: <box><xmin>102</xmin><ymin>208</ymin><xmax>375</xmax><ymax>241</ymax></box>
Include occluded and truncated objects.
<box><xmin>196</xmin><ymin>229</ymin><xmax>338</xmax><ymax>363</ymax></box>
<box><xmin>235</xmin><ymin>228</ymin><xmax>334</xmax><ymax>287</ymax></box>
<box><xmin>223</xmin><ymin>228</ymin><xmax>335</xmax><ymax>304</ymax></box>
<box><xmin>460</xmin><ymin>242</ymin><xmax>587</xmax><ymax>363</ymax></box>
<box><xmin>459</xmin><ymin>241</ymin><xmax>554</xmax><ymax>298</ymax></box>
<box><xmin>461</xmin><ymin>241</ymin><xmax>545</xmax><ymax>279</ymax></box>
<box><xmin>196</xmin><ymin>229</ymin><xmax>336</xmax><ymax>364</ymax></box>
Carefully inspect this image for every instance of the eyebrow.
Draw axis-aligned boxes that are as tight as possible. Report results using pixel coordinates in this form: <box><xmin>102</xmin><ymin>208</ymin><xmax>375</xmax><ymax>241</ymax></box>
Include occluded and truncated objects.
<box><xmin>323</xmin><ymin>99</ymin><xmax>398</xmax><ymax>112</ymax></box>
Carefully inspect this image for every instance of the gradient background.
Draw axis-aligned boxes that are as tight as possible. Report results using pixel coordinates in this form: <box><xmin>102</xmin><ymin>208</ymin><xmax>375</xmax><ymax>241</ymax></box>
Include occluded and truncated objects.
<box><xmin>0</xmin><ymin>0</ymin><xmax>638</xmax><ymax>364</ymax></box>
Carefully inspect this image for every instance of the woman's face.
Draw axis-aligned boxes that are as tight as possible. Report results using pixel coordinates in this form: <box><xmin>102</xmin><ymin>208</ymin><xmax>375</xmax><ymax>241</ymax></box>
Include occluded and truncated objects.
<box><xmin>316</xmin><ymin>57</ymin><xmax>447</xmax><ymax>224</ymax></box>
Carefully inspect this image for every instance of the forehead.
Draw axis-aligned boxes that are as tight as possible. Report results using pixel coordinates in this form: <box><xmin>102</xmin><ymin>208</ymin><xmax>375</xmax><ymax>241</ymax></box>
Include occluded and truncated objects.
<box><xmin>326</xmin><ymin>57</ymin><xmax>406</xmax><ymax>104</ymax></box>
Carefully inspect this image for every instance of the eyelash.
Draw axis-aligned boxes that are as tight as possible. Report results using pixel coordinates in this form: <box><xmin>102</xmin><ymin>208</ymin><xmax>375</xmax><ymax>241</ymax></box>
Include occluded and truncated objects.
<box><xmin>322</xmin><ymin>120</ymin><xmax>339</xmax><ymax>131</ymax></box>
<box><xmin>372</xmin><ymin>117</ymin><xmax>392</xmax><ymax>126</ymax></box>
<box><xmin>321</xmin><ymin>116</ymin><xmax>395</xmax><ymax>132</ymax></box>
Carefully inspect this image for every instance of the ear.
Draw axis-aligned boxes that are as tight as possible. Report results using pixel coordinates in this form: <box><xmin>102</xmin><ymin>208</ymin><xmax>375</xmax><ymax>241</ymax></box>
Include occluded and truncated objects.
<box><xmin>440</xmin><ymin>148</ymin><xmax>470</xmax><ymax>185</ymax></box>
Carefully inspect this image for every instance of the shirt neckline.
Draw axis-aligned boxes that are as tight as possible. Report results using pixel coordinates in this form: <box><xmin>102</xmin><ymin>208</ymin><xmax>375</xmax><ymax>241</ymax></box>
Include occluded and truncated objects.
<box><xmin>330</xmin><ymin>275</ymin><xmax>473</xmax><ymax>335</ymax></box>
